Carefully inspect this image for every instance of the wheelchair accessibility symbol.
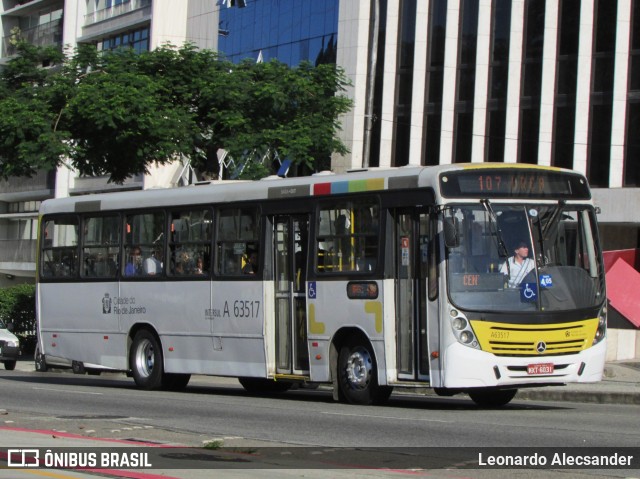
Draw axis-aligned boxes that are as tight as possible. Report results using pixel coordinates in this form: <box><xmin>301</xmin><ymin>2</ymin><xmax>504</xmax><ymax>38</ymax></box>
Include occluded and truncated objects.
<box><xmin>308</xmin><ymin>281</ymin><xmax>317</xmax><ymax>299</ymax></box>
<box><xmin>520</xmin><ymin>282</ymin><xmax>537</xmax><ymax>302</ymax></box>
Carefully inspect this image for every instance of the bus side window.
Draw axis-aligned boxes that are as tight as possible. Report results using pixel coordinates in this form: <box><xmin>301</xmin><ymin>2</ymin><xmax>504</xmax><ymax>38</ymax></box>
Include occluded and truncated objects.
<box><xmin>316</xmin><ymin>200</ymin><xmax>379</xmax><ymax>274</ymax></box>
<box><xmin>169</xmin><ymin>208</ymin><xmax>212</xmax><ymax>277</ymax></box>
<box><xmin>216</xmin><ymin>207</ymin><xmax>260</xmax><ymax>277</ymax></box>
<box><xmin>41</xmin><ymin>216</ymin><xmax>80</xmax><ymax>279</ymax></box>
<box><xmin>81</xmin><ymin>215</ymin><xmax>120</xmax><ymax>279</ymax></box>
<box><xmin>123</xmin><ymin>212</ymin><xmax>165</xmax><ymax>278</ymax></box>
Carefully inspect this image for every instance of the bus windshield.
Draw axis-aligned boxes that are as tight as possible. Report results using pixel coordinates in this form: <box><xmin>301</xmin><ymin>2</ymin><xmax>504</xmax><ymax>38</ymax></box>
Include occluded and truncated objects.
<box><xmin>445</xmin><ymin>203</ymin><xmax>605</xmax><ymax>313</ymax></box>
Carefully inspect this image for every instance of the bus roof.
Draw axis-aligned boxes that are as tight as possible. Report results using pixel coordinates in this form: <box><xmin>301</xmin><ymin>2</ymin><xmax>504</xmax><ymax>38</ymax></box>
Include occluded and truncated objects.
<box><xmin>39</xmin><ymin>163</ymin><xmax>586</xmax><ymax>215</ymax></box>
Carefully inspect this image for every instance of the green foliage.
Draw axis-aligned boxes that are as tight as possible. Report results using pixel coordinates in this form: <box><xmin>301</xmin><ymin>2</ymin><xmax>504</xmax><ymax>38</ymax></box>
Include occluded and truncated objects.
<box><xmin>0</xmin><ymin>284</ymin><xmax>36</xmax><ymax>337</ymax></box>
<box><xmin>0</xmin><ymin>42</ymin><xmax>353</xmax><ymax>182</ymax></box>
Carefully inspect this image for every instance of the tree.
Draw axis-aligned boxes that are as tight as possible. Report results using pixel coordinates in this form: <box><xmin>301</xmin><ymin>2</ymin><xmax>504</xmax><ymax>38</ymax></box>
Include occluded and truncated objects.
<box><xmin>0</xmin><ymin>42</ymin><xmax>353</xmax><ymax>182</ymax></box>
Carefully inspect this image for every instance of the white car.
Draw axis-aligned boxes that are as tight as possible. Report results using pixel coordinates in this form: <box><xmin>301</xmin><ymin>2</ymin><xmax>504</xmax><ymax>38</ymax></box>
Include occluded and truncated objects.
<box><xmin>0</xmin><ymin>319</ymin><xmax>20</xmax><ymax>370</ymax></box>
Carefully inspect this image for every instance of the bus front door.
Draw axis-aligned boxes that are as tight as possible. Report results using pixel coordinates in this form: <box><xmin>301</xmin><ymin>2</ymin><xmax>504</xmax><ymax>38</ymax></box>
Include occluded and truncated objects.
<box><xmin>273</xmin><ymin>216</ymin><xmax>310</xmax><ymax>376</ymax></box>
<box><xmin>395</xmin><ymin>209</ymin><xmax>430</xmax><ymax>381</ymax></box>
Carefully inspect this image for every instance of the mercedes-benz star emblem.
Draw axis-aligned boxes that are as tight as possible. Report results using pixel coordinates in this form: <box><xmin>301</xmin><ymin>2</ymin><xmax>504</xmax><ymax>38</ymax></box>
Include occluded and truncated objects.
<box><xmin>536</xmin><ymin>341</ymin><xmax>547</xmax><ymax>354</ymax></box>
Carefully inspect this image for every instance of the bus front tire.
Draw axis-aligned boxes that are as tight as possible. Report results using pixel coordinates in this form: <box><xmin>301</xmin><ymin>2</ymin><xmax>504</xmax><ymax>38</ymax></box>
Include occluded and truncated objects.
<box><xmin>338</xmin><ymin>341</ymin><xmax>391</xmax><ymax>405</ymax></box>
<box><xmin>130</xmin><ymin>330</ymin><xmax>164</xmax><ymax>390</ymax></box>
<box><xmin>3</xmin><ymin>360</ymin><xmax>16</xmax><ymax>371</ymax></box>
<box><xmin>468</xmin><ymin>388</ymin><xmax>517</xmax><ymax>407</ymax></box>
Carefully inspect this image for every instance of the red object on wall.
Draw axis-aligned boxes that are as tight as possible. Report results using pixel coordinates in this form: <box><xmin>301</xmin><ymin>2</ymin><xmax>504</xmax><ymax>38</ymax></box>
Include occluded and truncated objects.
<box><xmin>605</xmin><ymin>258</ymin><xmax>640</xmax><ymax>328</ymax></box>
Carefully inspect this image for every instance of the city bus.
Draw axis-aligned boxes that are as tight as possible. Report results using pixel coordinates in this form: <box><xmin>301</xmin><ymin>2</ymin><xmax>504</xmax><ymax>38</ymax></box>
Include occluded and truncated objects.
<box><xmin>35</xmin><ymin>163</ymin><xmax>607</xmax><ymax>406</ymax></box>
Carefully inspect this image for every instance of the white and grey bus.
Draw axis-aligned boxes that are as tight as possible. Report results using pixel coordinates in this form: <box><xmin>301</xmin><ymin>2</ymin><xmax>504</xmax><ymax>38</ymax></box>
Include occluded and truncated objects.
<box><xmin>36</xmin><ymin>163</ymin><xmax>607</xmax><ymax>406</ymax></box>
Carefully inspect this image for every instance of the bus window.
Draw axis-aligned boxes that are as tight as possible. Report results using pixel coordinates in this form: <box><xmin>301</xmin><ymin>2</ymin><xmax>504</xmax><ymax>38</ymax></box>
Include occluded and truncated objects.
<box><xmin>123</xmin><ymin>212</ymin><xmax>165</xmax><ymax>277</ymax></box>
<box><xmin>40</xmin><ymin>216</ymin><xmax>80</xmax><ymax>279</ymax></box>
<box><xmin>316</xmin><ymin>200</ymin><xmax>379</xmax><ymax>273</ymax></box>
<box><xmin>216</xmin><ymin>207</ymin><xmax>260</xmax><ymax>277</ymax></box>
<box><xmin>169</xmin><ymin>208</ymin><xmax>212</xmax><ymax>276</ymax></box>
<box><xmin>81</xmin><ymin>215</ymin><xmax>120</xmax><ymax>279</ymax></box>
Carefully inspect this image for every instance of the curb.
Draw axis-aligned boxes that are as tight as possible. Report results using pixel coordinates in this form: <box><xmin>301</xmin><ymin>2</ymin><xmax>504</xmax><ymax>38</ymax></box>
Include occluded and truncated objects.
<box><xmin>514</xmin><ymin>388</ymin><xmax>640</xmax><ymax>405</ymax></box>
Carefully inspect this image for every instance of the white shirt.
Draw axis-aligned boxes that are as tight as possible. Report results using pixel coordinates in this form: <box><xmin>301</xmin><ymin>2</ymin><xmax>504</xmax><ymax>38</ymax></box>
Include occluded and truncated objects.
<box><xmin>143</xmin><ymin>256</ymin><xmax>162</xmax><ymax>275</ymax></box>
<box><xmin>500</xmin><ymin>256</ymin><xmax>534</xmax><ymax>288</ymax></box>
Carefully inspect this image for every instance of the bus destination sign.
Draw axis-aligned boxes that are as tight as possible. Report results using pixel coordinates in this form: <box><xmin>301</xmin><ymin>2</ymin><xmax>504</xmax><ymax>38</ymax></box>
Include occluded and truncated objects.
<box><xmin>440</xmin><ymin>169</ymin><xmax>591</xmax><ymax>199</ymax></box>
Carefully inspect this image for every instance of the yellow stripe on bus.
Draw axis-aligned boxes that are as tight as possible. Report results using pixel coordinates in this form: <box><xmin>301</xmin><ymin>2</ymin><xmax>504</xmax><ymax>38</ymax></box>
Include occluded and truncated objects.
<box><xmin>471</xmin><ymin>318</ymin><xmax>599</xmax><ymax>356</ymax></box>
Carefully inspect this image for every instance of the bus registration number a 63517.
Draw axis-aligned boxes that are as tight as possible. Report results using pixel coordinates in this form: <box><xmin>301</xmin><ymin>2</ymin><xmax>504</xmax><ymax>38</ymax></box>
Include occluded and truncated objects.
<box><xmin>527</xmin><ymin>363</ymin><xmax>554</xmax><ymax>375</ymax></box>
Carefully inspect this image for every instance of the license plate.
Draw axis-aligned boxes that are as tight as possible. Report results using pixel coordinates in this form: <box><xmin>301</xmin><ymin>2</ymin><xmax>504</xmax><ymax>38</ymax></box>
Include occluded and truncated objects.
<box><xmin>527</xmin><ymin>363</ymin><xmax>554</xmax><ymax>375</ymax></box>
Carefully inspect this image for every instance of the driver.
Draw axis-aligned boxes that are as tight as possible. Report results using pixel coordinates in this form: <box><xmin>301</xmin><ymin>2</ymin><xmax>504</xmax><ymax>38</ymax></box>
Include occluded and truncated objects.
<box><xmin>500</xmin><ymin>241</ymin><xmax>534</xmax><ymax>288</ymax></box>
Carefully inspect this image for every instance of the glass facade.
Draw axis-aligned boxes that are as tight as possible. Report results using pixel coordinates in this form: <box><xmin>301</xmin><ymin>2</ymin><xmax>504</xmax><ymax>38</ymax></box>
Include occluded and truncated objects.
<box><xmin>486</xmin><ymin>0</ymin><xmax>511</xmax><ymax>162</ymax></box>
<box><xmin>627</xmin><ymin>0</ymin><xmax>640</xmax><ymax>186</ymax></box>
<box><xmin>454</xmin><ymin>0</ymin><xmax>479</xmax><ymax>163</ymax></box>
<box><xmin>588</xmin><ymin>0</ymin><xmax>617</xmax><ymax>187</ymax></box>
<box><xmin>518</xmin><ymin>0</ymin><xmax>545</xmax><ymax>165</ymax></box>
<box><xmin>100</xmin><ymin>27</ymin><xmax>150</xmax><ymax>53</ymax></box>
<box><xmin>393</xmin><ymin>0</ymin><xmax>417</xmax><ymax>166</ymax></box>
<box><xmin>422</xmin><ymin>0</ymin><xmax>447</xmax><ymax>166</ymax></box>
<box><xmin>552</xmin><ymin>0</ymin><xmax>580</xmax><ymax>170</ymax></box>
<box><xmin>217</xmin><ymin>0</ymin><xmax>339</xmax><ymax>65</ymax></box>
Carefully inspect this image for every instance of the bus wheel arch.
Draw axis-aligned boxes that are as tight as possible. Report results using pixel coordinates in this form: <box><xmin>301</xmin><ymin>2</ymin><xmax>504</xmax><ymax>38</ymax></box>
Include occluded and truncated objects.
<box><xmin>331</xmin><ymin>328</ymin><xmax>392</xmax><ymax>405</ymax></box>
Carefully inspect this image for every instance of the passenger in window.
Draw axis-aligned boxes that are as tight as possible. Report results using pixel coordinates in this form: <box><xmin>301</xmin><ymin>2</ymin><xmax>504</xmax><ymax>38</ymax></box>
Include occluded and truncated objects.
<box><xmin>242</xmin><ymin>250</ymin><xmax>258</xmax><ymax>275</ymax></box>
<box><xmin>174</xmin><ymin>251</ymin><xmax>191</xmax><ymax>275</ymax></box>
<box><xmin>194</xmin><ymin>256</ymin><xmax>205</xmax><ymax>275</ymax></box>
<box><xmin>144</xmin><ymin>245</ymin><xmax>163</xmax><ymax>275</ymax></box>
<box><xmin>125</xmin><ymin>247</ymin><xmax>143</xmax><ymax>276</ymax></box>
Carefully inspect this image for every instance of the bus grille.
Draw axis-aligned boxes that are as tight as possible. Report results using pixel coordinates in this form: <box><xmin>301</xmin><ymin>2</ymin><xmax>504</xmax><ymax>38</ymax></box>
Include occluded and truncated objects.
<box><xmin>470</xmin><ymin>318</ymin><xmax>599</xmax><ymax>356</ymax></box>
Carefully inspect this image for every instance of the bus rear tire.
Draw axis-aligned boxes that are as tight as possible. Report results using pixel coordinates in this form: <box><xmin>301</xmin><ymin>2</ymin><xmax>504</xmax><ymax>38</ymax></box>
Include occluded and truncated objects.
<box><xmin>468</xmin><ymin>388</ymin><xmax>517</xmax><ymax>407</ymax></box>
<box><xmin>130</xmin><ymin>330</ymin><xmax>164</xmax><ymax>390</ymax></box>
<box><xmin>239</xmin><ymin>377</ymin><xmax>292</xmax><ymax>394</ymax></box>
<box><xmin>338</xmin><ymin>340</ymin><xmax>390</xmax><ymax>405</ymax></box>
<box><xmin>35</xmin><ymin>349</ymin><xmax>48</xmax><ymax>372</ymax></box>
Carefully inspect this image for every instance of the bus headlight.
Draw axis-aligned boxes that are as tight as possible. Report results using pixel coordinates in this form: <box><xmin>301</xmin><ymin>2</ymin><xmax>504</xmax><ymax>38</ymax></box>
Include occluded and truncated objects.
<box><xmin>449</xmin><ymin>310</ymin><xmax>479</xmax><ymax>349</ymax></box>
<box><xmin>593</xmin><ymin>305</ymin><xmax>607</xmax><ymax>345</ymax></box>
<box><xmin>460</xmin><ymin>331</ymin><xmax>474</xmax><ymax>344</ymax></box>
<box><xmin>452</xmin><ymin>317</ymin><xmax>467</xmax><ymax>330</ymax></box>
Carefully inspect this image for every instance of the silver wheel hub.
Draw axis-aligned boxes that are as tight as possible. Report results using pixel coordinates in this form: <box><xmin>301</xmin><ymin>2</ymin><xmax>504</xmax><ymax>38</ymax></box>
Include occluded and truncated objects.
<box><xmin>135</xmin><ymin>339</ymin><xmax>154</xmax><ymax>378</ymax></box>
<box><xmin>345</xmin><ymin>347</ymin><xmax>372</xmax><ymax>390</ymax></box>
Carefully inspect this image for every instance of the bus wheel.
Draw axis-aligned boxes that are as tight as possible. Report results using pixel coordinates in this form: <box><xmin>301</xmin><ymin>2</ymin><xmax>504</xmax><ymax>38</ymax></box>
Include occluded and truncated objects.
<box><xmin>468</xmin><ymin>388</ymin><xmax>517</xmax><ymax>407</ymax></box>
<box><xmin>3</xmin><ymin>360</ymin><xmax>16</xmax><ymax>371</ymax></box>
<box><xmin>130</xmin><ymin>330</ymin><xmax>164</xmax><ymax>390</ymax></box>
<box><xmin>338</xmin><ymin>341</ymin><xmax>389</xmax><ymax>405</ymax></box>
<box><xmin>35</xmin><ymin>350</ymin><xmax>48</xmax><ymax>372</ymax></box>
<box><xmin>239</xmin><ymin>377</ymin><xmax>292</xmax><ymax>394</ymax></box>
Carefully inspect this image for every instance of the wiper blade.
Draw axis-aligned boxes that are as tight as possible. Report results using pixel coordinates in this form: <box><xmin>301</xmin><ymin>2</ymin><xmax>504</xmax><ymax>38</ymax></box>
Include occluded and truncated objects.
<box><xmin>542</xmin><ymin>200</ymin><xmax>566</xmax><ymax>236</ymax></box>
<box><xmin>481</xmin><ymin>199</ymin><xmax>509</xmax><ymax>258</ymax></box>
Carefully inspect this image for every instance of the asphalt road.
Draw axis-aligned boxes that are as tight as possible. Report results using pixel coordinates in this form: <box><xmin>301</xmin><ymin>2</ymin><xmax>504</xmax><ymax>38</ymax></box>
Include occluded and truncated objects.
<box><xmin>1</xmin><ymin>369</ymin><xmax>639</xmax><ymax>449</ymax></box>
<box><xmin>1</xmin><ymin>368</ymin><xmax>639</xmax><ymax>478</ymax></box>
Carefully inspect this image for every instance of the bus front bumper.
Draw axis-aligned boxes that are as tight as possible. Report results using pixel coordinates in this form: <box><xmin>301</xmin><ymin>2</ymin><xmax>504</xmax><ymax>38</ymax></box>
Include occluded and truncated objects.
<box><xmin>441</xmin><ymin>339</ymin><xmax>606</xmax><ymax>389</ymax></box>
